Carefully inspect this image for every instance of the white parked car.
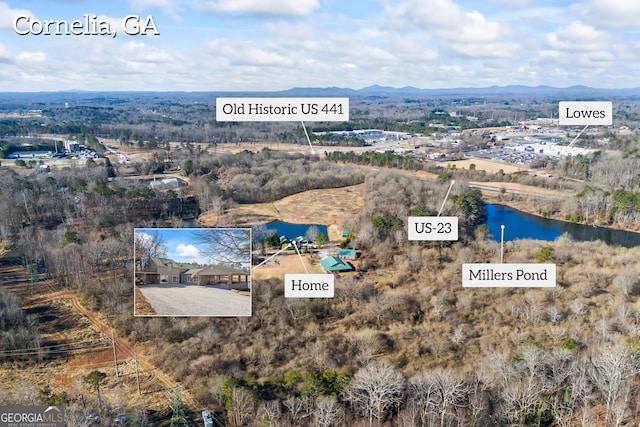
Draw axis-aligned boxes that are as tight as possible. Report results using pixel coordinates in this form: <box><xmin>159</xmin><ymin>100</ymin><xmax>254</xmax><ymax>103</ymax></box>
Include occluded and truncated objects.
<box><xmin>202</xmin><ymin>410</ymin><xmax>213</xmax><ymax>427</ymax></box>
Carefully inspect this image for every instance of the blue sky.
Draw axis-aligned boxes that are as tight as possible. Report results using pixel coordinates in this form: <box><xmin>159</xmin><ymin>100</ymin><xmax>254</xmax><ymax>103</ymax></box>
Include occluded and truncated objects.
<box><xmin>1</xmin><ymin>0</ymin><xmax>639</xmax><ymax>91</ymax></box>
<box><xmin>135</xmin><ymin>228</ymin><xmax>250</xmax><ymax>266</ymax></box>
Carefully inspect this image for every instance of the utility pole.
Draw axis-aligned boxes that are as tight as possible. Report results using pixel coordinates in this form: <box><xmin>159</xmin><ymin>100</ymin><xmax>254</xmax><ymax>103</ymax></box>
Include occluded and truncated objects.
<box><xmin>500</xmin><ymin>225</ymin><xmax>505</xmax><ymax>264</ymax></box>
<box><xmin>111</xmin><ymin>329</ymin><xmax>119</xmax><ymax>378</ymax></box>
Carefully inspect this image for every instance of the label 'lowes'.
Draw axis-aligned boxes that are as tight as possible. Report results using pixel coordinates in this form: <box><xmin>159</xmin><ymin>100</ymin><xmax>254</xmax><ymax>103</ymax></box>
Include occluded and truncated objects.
<box><xmin>559</xmin><ymin>101</ymin><xmax>612</xmax><ymax>126</ymax></box>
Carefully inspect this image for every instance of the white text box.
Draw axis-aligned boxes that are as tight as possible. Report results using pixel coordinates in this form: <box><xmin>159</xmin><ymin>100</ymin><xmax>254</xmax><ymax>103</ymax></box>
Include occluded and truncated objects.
<box><xmin>558</xmin><ymin>101</ymin><xmax>612</xmax><ymax>126</ymax></box>
<box><xmin>408</xmin><ymin>216</ymin><xmax>458</xmax><ymax>241</ymax></box>
<box><xmin>285</xmin><ymin>274</ymin><xmax>334</xmax><ymax>298</ymax></box>
<box><xmin>217</xmin><ymin>97</ymin><xmax>349</xmax><ymax>122</ymax></box>
<box><xmin>463</xmin><ymin>263</ymin><xmax>556</xmax><ymax>287</ymax></box>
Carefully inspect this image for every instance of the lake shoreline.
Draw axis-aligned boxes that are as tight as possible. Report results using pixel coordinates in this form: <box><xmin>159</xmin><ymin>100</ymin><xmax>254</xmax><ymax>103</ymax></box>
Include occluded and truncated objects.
<box><xmin>482</xmin><ymin>200</ymin><xmax>640</xmax><ymax>247</ymax></box>
<box><xmin>481</xmin><ymin>191</ymin><xmax>640</xmax><ymax>235</ymax></box>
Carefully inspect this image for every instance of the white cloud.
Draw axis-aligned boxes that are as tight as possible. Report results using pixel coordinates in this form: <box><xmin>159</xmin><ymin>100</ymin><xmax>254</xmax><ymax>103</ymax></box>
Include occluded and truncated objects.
<box><xmin>16</xmin><ymin>51</ymin><xmax>47</xmax><ymax>63</ymax></box>
<box><xmin>262</xmin><ymin>21</ymin><xmax>320</xmax><ymax>40</ymax></box>
<box><xmin>207</xmin><ymin>38</ymin><xmax>294</xmax><ymax>66</ymax></box>
<box><xmin>0</xmin><ymin>2</ymin><xmax>34</xmax><ymax>29</ymax></box>
<box><xmin>0</xmin><ymin>42</ymin><xmax>11</xmax><ymax>63</ymax></box>
<box><xmin>1</xmin><ymin>0</ymin><xmax>638</xmax><ymax>91</ymax></box>
<box><xmin>3</xmin><ymin>34</ymin><xmax>185</xmax><ymax>89</ymax></box>
<box><xmin>122</xmin><ymin>41</ymin><xmax>172</xmax><ymax>62</ymax></box>
<box><xmin>530</xmin><ymin>29</ymin><xmax>637</xmax><ymax>88</ymax></box>
<box><xmin>449</xmin><ymin>41</ymin><xmax>519</xmax><ymax>59</ymax></box>
<box><xmin>388</xmin><ymin>36</ymin><xmax>438</xmax><ymax>62</ymax></box>
<box><xmin>135</xmin><ymin>231</ymin><xmax>154</xmax><ymax>244</ymax></box>
<box><xmin>386</xmin><ymin>0</ymin><xmax>510</xmax><ymax>43</ymax></box>
<box><xmin>97</xmin><ymin>14</ymin><xmax>127</xmax><ymax>35</ymax></box>
<box><xmin>197</xmin><ymin>0</ymin><xmax>319</xmax><ymax>16</ymax></box>
<box><xmin>175</xmin><ymin>244</ymin><xmax>200</xmax><ymax>258</ymax></box>
<box><xmin>127</xmin><ymin>0</ymin><xmax>186</xmax><ymax>21</ymax></box>
<box><xmin>486</xmin><ymin>0</ymin><xmax>535</xmax><ymax>6</ymax></box>
<box><xmin>581</xmin><ymin>0</ymin><xmax>640</xmax><ymax>28</ymax></box>
<box><xmin>545</xmin><ymin>21</ymin><xmax>611</xmax><ymax>52</ymax></box>
<box><xmin>384</xmin><ymin>0</ymin><xmax>519</xmax><ymax>60</ymax></box>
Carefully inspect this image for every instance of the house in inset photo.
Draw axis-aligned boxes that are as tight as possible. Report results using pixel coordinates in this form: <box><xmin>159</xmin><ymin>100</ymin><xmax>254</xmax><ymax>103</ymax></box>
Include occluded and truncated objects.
<box><xmin>134</xmin><ymin>228</ymin><xmax>251</xmax><ymax>316</ymax></box>
<box><xmin>190</xmin><ymin>264</ymin><xmax>250</xmax><ymax>290</ymax></box>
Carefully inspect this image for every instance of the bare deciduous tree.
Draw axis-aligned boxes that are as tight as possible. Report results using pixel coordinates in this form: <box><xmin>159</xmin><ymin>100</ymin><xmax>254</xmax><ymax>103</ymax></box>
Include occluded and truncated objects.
<box><xmin>432</xmin><ymin>369</ymin><xmax>469</xmax><ymax>427</ymax></box>
<box><xmin>489</xmin><ymin>346</ymin><xmax>548</xmax><ymax>425</ymax></box>
<box><xmin>192</xmin><ymin>228</ymin><xmax>250</xmax><ymax>268</ymax></box>
<box><xmin>547</xmin><ymin>350</ymin><xmax>589</xmax><ymax>427</ymax></box>
<box><xmin>305</xmin><ymin>225</ymin><xmax>320</xmax><ymax>242</ymax></box>
<box><xmin>227</xmin><ymin>387</ymin><xmax>254</xmax><ymax>427</ymax></box>
<box><xmin>283</xmin><ymin>396</ymin><xmax>306</xmax><ymax>425</ymax></box>
<box><xmin>589</xmin><ymin>344</ymin><xmax>637</xmax><ymax>426</ymax></box>
<box><xmin>258</xmin><ymin>400</ymin><xmax>281</xmax><ymax>426</ymax></box>
<box><xmin>345</xmin><ymin>361</ymin><xmax>405</xmax><ymax>425</ymax></box>
<box><xmin>313</xmin><ymin>396</ymin><xmax>343</xmax><ymax>427</ymax></box>
<box><xmin>408</xmin><ymin>368</ymin><xmax>469</xmax><ymax>427</ymax></box>
<box><xmin>134</xmin><ymin>229</ymin><xmax>166</xmax><ymax>268</ymax></box>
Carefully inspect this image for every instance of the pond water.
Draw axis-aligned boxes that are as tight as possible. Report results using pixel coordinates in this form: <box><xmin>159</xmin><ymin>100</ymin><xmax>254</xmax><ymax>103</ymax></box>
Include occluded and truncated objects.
<box><xmin>262</xmin><ymin>209</ymin><xmax>640</xmax><ymax>247</ymax></box>
<box><xmin>484</xmin><ymin>204</ymin><xmax>640</xmax><ymax>247</ymax></box>
<box><xmin>264</xmin><ymin>221</ymin><xmax>328</xmax><ymax>239</ymax></box>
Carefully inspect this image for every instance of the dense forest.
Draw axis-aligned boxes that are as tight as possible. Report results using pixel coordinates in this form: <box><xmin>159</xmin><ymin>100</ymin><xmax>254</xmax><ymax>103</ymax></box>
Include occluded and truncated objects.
<box><xmin>3</xmin><ymin>92</ymin><xmax>640</xmax><ymax>425</ymax></box>
<box><xmin>0</xmin><ymin>152</ymin><xmax>639</xmax><ymax>425</ymax></box>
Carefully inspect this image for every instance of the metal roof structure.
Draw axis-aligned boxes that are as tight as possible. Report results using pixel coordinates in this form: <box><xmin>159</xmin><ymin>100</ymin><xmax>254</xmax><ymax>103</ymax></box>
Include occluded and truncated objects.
<box><xmin>320</xmin><ymin>256</ymin><xmax>353</xmax><ymax>272</ymax></box>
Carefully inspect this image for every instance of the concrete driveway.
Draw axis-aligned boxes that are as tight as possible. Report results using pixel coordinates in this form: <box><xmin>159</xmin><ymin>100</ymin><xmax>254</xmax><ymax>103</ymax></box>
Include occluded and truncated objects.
<box><xmin>137</xmin><ymin>283</ymin><xmax>251</xmax><ymax>316</ymax></box>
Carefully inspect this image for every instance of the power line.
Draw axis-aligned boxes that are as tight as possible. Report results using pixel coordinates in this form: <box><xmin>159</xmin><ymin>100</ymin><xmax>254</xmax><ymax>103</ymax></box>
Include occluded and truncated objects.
<box><xmin>2</xmin><ymin>359</ymin><xmax>129</xmax><ymax>375</ymax></box>
<box><xmin>0</xmin><ymin>343</ymin><xmax>112</xmax><ymax>357</ymax></box>
<box><xmin>0</xmin><ymin>337</ymin><xmax>111</xmax><ymax>352</ymax></box>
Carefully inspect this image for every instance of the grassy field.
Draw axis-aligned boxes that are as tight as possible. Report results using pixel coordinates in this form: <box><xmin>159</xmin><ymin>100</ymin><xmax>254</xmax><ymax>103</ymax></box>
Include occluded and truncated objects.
<box><xmin>201</xmin><ymin>183</ymin><xmax>366</xmax><ymax>241</ymax></box>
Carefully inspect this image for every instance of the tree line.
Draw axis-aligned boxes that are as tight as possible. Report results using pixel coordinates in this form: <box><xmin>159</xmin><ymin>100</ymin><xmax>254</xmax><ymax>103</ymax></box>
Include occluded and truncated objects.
<box><xmin>3</xmin><ymin>135</ymin><xmax>640</xmax><ymax>426</ymax></box>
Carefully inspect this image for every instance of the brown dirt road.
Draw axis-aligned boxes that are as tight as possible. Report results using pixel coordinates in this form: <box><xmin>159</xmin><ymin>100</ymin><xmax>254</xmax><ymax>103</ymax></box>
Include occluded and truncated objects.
<box><xmin>21</xmin><ymin>290</ymin><xmax>203</xmax><ymax>411</ymax></box>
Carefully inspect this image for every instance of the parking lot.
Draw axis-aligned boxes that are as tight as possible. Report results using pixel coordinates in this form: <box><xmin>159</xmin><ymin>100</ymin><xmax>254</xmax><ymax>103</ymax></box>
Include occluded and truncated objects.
<box><xmin>466</xmin><ymin>146</ymin><xmax>545</xmax><ymax>166</ymax></box>
<box><xmin>136</xmin><ymin>283</ymin><xmax>251</xmax><ymax>316</ymax></box>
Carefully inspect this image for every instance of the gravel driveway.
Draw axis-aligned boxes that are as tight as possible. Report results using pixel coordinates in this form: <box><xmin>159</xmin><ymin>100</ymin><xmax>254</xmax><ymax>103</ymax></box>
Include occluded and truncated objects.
<box><xmin>137</xmin><ymin>283</ymin><xmax>251</xmax><ymax>316</ymax></box>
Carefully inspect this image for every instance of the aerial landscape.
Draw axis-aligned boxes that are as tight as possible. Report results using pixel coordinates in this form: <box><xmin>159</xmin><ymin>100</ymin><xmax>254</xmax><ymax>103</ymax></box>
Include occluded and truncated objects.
<box><xmin>2</xmin><ymin>1</ymin><xmax>640</xmax><ymax>427</ymax></box>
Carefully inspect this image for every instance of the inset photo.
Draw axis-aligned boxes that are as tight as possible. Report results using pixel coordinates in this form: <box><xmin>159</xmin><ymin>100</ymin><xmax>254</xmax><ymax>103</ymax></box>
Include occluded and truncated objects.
<box><xmin>134</xmin><ymin>228</ymin><xmax>251</xmax><ymax>316</ymax></box>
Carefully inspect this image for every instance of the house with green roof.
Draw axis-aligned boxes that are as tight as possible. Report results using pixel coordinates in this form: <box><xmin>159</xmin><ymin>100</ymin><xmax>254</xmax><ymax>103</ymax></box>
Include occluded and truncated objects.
<box><xmin>320</xmin><ymin>256</ymin><xmax>353</xmax><ymax>273</ymax></box>
<box><xmin>337</xmin><ymin>249</ymin><xmax>357</xmax><ymax>260</ymax></box>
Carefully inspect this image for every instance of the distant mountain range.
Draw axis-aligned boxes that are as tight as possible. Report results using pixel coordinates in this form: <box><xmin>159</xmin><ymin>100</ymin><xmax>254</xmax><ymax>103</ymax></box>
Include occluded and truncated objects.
<box><xmin>2</xmin><ymin>85</ymin><xmax>640</xmax><ymax>101</ymax></box>
<box><xmin>276</xmin><ymin>84</ymin><xmax>640</xmax><ymax>98</ymax></box>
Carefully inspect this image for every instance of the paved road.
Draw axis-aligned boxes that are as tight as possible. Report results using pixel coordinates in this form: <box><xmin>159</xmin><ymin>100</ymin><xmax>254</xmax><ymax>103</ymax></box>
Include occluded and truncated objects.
<box><xmin>137</xmin><ymin>284</ymin><xmax>251</xmax><ymax>316</ymax></box>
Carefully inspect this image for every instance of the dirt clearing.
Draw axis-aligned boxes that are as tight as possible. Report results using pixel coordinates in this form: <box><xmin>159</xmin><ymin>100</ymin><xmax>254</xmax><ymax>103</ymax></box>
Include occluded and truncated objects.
<box><xmin>253</xmin><ymin>252</ymin><xmax>324</xmax><ymax>280</ymax></box>
<box><xmin>447</xmin><ymin>158</ymin><xmax>525</xmax><ymax>174</ymax></box>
